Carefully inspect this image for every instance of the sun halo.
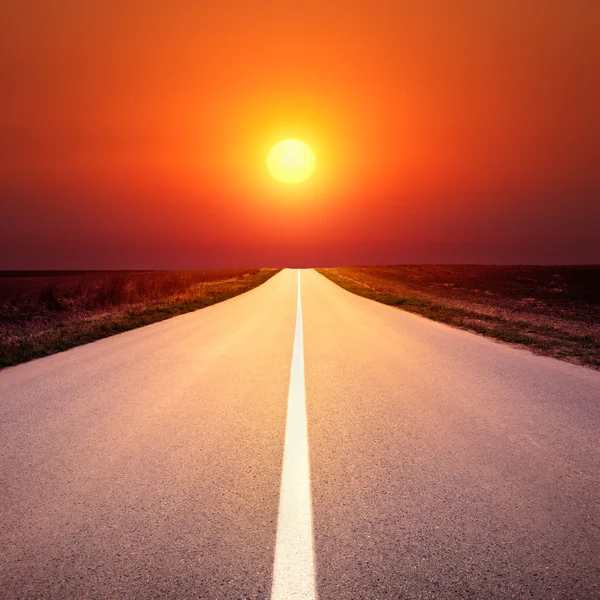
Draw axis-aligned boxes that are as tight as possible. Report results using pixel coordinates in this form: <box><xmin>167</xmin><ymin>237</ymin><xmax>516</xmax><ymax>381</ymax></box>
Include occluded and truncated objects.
<box><xmin>267</xmin><ymin>139</ymin><xmax>316</xmax><ymax>184</ymax></box>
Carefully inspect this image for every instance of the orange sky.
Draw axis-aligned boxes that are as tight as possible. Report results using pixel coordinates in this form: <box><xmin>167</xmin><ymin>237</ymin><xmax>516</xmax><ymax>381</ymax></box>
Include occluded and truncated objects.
<box><xmin>1</xmin><ymin>0</ymin><xmax>599</xmax><ymax>267</ymax></box>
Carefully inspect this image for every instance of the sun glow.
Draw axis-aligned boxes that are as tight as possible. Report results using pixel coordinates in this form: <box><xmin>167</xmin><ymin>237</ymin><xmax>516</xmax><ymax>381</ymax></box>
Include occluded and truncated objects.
<box><xmin>267</xmin><ymin>139</ymin><xmax>316</xmax><ymax>184</ymax></box>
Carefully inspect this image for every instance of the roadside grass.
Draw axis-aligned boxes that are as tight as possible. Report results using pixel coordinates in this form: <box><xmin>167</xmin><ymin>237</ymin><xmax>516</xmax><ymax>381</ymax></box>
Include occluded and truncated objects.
<box><xmin>317</xmin><ymin>267</ymin><xmax>600</xmax><ymax>369</ymax></box>
<box><xmin>0</xmin><ymin>268</ymin><xmax>280</xmax><ymax>368</ymax></box>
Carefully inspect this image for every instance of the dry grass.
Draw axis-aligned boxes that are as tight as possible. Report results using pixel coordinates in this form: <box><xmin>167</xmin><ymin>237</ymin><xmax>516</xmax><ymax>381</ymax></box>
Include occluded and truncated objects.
<box><xmin>317</xmin><ymin>265</ymin><xmax>600</xmax><ymax>369</ymax></box>
<box><xmin>0</xmin><ymin>269</ymin><xmax>280</xmax><ymax>368</ymax></box>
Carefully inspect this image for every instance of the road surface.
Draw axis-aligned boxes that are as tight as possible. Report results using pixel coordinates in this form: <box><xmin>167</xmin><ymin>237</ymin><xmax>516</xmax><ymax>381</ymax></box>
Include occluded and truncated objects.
<box><xmin>1</xmin><ymin>269</ymin><xmax>599</xmax><ymax>599</ymax></box>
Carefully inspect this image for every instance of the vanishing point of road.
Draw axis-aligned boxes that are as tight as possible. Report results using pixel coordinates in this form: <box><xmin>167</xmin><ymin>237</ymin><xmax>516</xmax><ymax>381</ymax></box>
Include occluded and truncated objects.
<box><xmin>1</xmin><ymin>269</ymin><xmax>599</xmax><ymax>599</ymax></box>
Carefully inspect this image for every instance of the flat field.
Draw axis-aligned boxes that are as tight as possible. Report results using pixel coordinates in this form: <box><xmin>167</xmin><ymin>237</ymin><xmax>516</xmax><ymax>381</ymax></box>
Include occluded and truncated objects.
<box><xmin>318</xmin><ymin>265</ymin><xmax>600</xmax><ymax>369</ymax></box>
<box><xmin>0</xmin><ymin>268</ymin><xmax>280</xmax><ymax>368</ymax></box>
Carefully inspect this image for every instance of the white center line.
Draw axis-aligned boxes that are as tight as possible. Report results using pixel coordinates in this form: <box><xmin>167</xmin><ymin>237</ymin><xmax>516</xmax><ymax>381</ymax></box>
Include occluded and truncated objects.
<box><xmin>271</xmin><ymin>269</ymin><xmax>317</xmax><ymax>600</ymax></box>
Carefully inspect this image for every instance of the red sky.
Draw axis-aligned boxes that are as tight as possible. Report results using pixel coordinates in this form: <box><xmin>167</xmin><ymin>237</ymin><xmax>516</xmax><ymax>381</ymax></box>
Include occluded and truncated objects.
<box><xmin>1</xmin><ymin>0</ymin><xmax>599</xmax><ymax>268</ymax></box>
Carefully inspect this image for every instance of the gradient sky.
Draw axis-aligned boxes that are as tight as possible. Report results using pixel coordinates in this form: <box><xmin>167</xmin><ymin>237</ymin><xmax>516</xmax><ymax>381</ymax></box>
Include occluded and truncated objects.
<box><xmin>1</xmin><ymin>0</ymin><xmax>599</xmax><ymax>268</ymax></box>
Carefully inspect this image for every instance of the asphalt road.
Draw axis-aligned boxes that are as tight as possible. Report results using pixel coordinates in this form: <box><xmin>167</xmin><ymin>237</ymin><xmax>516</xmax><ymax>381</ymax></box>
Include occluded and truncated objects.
<box><xmin>1</xmin><ymin>268</ymin><xmax>599</xmax><ymax>599</ymax></box>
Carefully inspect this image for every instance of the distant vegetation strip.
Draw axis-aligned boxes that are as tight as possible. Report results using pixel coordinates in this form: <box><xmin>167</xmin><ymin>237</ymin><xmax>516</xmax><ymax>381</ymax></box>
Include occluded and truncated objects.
<box><xmin>317</xmin><ymin>266</ymin><xmax>600</xmax><ymax>370</ymax></box>
<box><xmin>0</xmin><ymin>268</ymin><xmax>280</xmax><ymax>368</ymax></box>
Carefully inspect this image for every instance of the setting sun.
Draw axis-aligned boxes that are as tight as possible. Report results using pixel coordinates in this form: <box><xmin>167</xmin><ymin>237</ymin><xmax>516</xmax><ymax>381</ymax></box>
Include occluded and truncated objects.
<box><xmin>267</xmin><ymin>139</ymin><xmax>316</xmax><ymax>184</ymax></box>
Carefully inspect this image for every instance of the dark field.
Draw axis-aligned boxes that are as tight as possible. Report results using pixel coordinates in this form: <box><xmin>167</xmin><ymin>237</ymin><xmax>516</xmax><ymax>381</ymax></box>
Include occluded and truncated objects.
<box><xmin>318</xmin><ymin>265</ymin><xmax>600</xmax><ymax>369</ymax></box>
<box><xmin>0</xmin><ymin>269</ymin><xmax>280</xmax><ymax>368</ymax></box>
